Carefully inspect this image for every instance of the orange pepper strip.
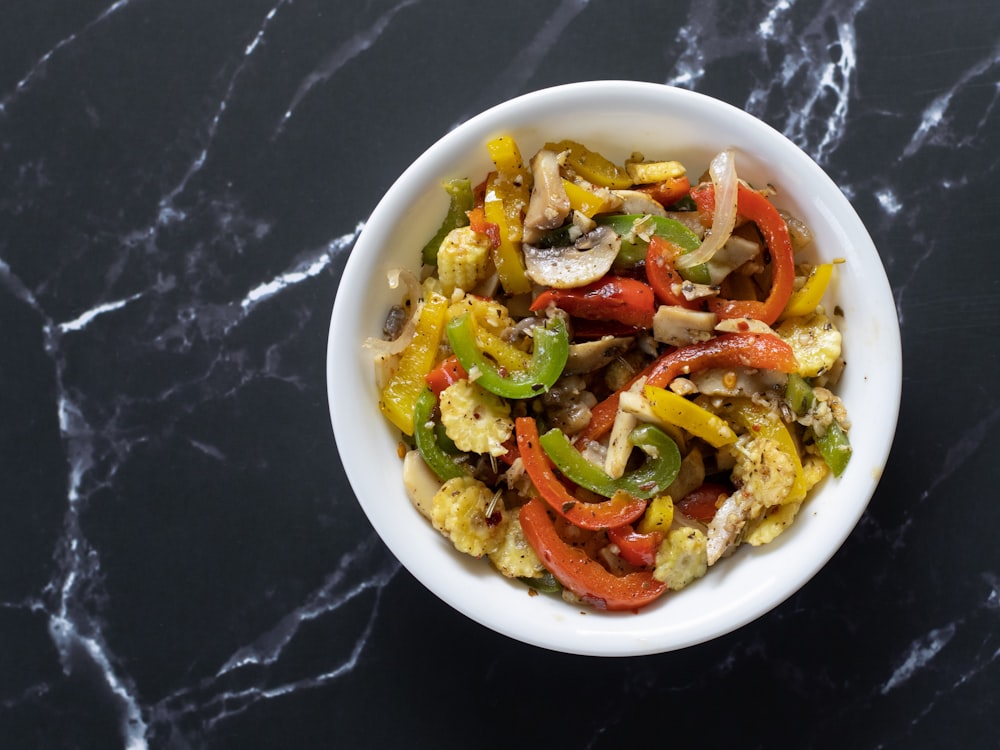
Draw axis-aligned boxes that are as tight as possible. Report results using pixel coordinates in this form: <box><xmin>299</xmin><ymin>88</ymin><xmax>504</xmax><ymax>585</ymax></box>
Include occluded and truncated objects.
<box><xmin>692</xmin><ymin>182</ymin><xmax>796</xmax><ymax>325</ymax></box>
<box><xmin>519</xmin><ymin>498</ymin><xmax>667</xmax><ymax>611</ymax></box>
<box><xmin>514</xmin><ymin>417</ymin><xmax>646</xmax><ymax>531</ymax></box>
<box><xmin>636</xmin><ymin>174</ymin><xmax>691</xmax><ymax>208</ymax></box>
<box><xmin>646</xmin><ymin>332</ymin><xmax>797</xmax><ymax>389</ymax></box>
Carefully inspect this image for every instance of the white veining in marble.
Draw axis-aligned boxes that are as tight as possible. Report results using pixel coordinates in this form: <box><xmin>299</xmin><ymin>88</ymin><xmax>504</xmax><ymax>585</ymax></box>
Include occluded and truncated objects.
<box><xmin>2</xmin><ymin>208</ymin><xmax>370</xmax><ymax>750</ymax></box>
<box><xmin>1</xmin><ymin>0</ymin><xmax>997</xmax><ymax>746</ymax></box>
<box><xmin>881</xmin><ymin>624</ymin><xmax>957</xmax><ymax>695</ymax></box>
<box><xmin>902</xmin><ymin>38</ymin><xmax>1000</xmax><ymax>159</ymax></box>
<box><xmin>144</xmin><ymin>537</ymin><xmax>399</xmax><ymax>738</ymax></box>
<box><xmin>241</xmin><ymin>224</ymin><xmax>363</xmax><ymax>314</ymax></box>
<box><xmin>0</xmin><ymin>0</ymin><xmax>136</xmax><ymax>115</ymax></box>
<box><xmin>57</xmin><ymin>293</ymin><xmax>144</xmax><ymax>334</ymax></box>
<box><xmin>275</xmin><ymin>0</ymin><xmax>421</xmax><ymax>138</ymax></box>
<box><xmin>159</xmin><ymin>0</ymin><xmax>294</xmax><ymax>222</ymax></box>
<box><xmin>666</xmin><ymin>0</ymin><xmax>868</xmax><ymax>165</ymax></box>
<box><xmin>0</xmin><ymin>2</ymin><xmax>379</xmax><ymax>744</ymax></box>
<box><xmin>450</xmin><ymin>0</ymin><xmax>591</xmax><ymax>129</ymax></box>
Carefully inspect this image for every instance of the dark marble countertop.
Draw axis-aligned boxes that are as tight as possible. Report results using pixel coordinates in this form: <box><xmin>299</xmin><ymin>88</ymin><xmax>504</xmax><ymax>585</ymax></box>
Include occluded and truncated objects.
<box><xmin>2</xmin><ymin>1</ymin><xmax>998</xmax><ymax>747</ymax></box>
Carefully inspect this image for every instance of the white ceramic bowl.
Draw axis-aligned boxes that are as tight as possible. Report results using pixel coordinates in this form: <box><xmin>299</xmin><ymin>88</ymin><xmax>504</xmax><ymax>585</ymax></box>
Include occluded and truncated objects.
<box><xmin>328</xmin><ymin>81</ymin><xmax>900</xmax><ymax>656</ymax></box>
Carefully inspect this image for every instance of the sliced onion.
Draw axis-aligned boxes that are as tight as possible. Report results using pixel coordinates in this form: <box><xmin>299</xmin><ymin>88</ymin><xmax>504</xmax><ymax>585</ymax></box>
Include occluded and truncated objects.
<box><xmin>675</xmin><ymin>148</ymin><xmax>738</xmax><ymax>269</ymax></box>
<box><xmin>362</xmin><ymin>268</ymin><xmax>423</xmax><ymax>355</ymax></box>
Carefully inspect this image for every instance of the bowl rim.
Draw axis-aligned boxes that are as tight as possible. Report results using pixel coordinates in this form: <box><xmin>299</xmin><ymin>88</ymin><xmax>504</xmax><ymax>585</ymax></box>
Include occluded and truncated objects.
<box><xmin>328</xmin><ymin>80</ymin><xmax>901</xmax><ymax>656</ymax></box>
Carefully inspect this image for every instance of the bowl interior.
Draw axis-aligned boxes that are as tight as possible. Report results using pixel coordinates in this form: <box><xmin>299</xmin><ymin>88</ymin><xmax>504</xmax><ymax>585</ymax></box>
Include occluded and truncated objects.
<box><xmin>328</xmin><ymin>81</ymin><xmax>900</xmax><ymax>656</ymax></box>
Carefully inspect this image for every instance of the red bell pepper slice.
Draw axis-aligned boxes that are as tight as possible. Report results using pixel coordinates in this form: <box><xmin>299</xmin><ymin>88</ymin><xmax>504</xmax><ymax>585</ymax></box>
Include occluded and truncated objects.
<box><xmin>424</xmin><ymin>355</ymin><xmax>468</xmax><ymax>395</ymax></box>
<box><xmin>496</xmin><ymin>437</ymin><xmax>519</xmax><ymax>466</ymax></box>
<box><xmin>676</xmin><ymin>482</ymin><xmax>731</xmax><ymax>524</ymax></box>
<box><xmin>466</xmin><ymin>176</ymin><xmax>501</xmax><ymax>249</ymax></box>
<box><xmin>514</xmin><ymin>417</ymin><xmax>646</xmax><ymax>531</ymax></box>
<box><xmin>607</xmin><ymin>523</ymin><xmax>663</xmax><ymax>567</ymax></box>
<box><xmin>690</xmin><ymin>182</ymin><xmax>795</xmax><ymax>325</ymax></box>
<box><xmin>645</xmin><ymin>235</ymin><xmax>703</xmax><ymax>310</ymax></box>
<box><xmin>467</xmin><ymin>205</ymin><xmax>500</xmax><ymax>249</ymax></box>
<box><xmin>646</xmin><ymin>332</ymin><xmax>797</xmax><ymax>389</ymax></box>
<box><xmin>635</xmin><ymin>174</ymin><xmax>691</xmax><ymax>208</ymax></box>
<box><xmin>530</xmin><ymin>276</ymin><xmax>656</xmax><ymax>330</ymax></box>
<box><xmin>519</xmin><ymin>498</ymin><xmax>667</xmax><ymax>611</ymax></box>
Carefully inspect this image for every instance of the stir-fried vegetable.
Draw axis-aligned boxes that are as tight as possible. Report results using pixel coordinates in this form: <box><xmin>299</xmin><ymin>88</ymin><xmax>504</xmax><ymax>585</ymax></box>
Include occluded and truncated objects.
<box><xmin>369</xmin><ymin>136</ymin><xmax>853</xmax><ymax>612</ymax></box>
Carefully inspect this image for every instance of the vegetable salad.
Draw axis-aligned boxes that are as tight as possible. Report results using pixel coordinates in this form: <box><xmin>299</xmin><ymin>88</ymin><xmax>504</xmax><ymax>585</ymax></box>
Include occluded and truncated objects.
<box><xmin>366</xmin><ymin>136</ymin><xmax>851</xmax><ymax>612</ymax></box>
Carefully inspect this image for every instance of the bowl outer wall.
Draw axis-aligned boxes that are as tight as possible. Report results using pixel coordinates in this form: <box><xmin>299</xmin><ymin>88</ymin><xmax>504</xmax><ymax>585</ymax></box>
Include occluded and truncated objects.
<box><xmin>328</xmin><ymin>81</ymin><xmax>901</xmax><ymax>656</ymax></box>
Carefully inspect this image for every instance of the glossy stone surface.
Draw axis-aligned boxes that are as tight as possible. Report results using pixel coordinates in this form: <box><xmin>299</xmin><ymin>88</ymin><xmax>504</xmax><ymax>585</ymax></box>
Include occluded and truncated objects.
<box><xmin>1</xmin><ymin>1</ymin><xmax>997</xmax><ymax>747</ymax></box>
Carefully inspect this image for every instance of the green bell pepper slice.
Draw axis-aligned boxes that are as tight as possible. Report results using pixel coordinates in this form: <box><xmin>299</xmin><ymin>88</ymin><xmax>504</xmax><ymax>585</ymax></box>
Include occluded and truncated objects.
<box><xmin>445</xmin><ymin>313</ymin><xmax>569</xmax><ymax>400</ymax></box>
<box><xmin>785</xmin><ymin>373</ymin><xmax>852</xmax><ymax>477</ymax></box>
<box><xmin>421</xmin><ymin>178</ymin><xmax>474</xmax><ymax>266</ymax></box>
<box><xmin>815</xmin><ymin>420</ymin><xmax>851</xmax><ymax>478</ymax></box>
<box><xmin>520</xmin><ymin>570</ymin><xmax>561</xmax><ymax>594</ymax></box>
<box><xmin>784</xmin><ymin>371</ymin><xmax>814</xmax><ymax>416</ymax></box>
<box><xmin>539</xmin><ymin>423</ymin><xmax>681</xmax><ymax>500</ymax></box>
<box><xmin>412</xmin><ymin>388</ymin><xmax>467</xmax><ymax>481</ymax></box>
<box><xmin>598</xmin><ymin>214</ymin><xmax>710</xmax><ymax>284</ymax></box>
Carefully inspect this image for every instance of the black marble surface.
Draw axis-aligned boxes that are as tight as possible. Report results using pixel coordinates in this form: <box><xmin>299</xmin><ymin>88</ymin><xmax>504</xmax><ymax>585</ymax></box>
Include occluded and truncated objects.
<box><xmin>2</xmin><ymin>1</ymin><xmax>998</xmax><ymax>747</ymax></box>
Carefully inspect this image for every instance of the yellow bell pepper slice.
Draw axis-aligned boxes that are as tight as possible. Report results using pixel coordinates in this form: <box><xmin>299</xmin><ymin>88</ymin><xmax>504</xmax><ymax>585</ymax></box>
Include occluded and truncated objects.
<box><xmin>486</xmin><ymin>135</ymin><xmax>528</xmax><ymax>178</ymax></box>
<box><xmin>544</xmin><ymin>139</ymin><xmax>633</xmax><ymax>189</ymax></box>
<box><xmin>643</xmin><ymin>385</ymin><xmax>737</xmax><ymax>448</ymax></box>
<box><xmin>486</xmin><ymin>135</ymin><xmax>531</xmax><ymax>243</ymax></box>
<box><xmin>379</xmin><ymin>291</ymin><xmax>449</xmax><ymax>435</ymax></box>
<box><xmin>561</xmin><ymin>179</ymin><xmax>616</xmax><ymax>218</ymax></box>
<box><xmin>721</xmin><ymin>399</ymin><xmax>808</xmax><ymax>505</ymax></box>
<box><xmin>474</xmin><ymin>325</ymin><xmax>531</xmax><ymax>372</ymax></box>
<box><xmin>637</xmin><ymin>494</ymin><xmax>675</xmax><ymax>535</ymax></box>
<box><xmin>445</xmin><ymin>295</ymin><xmax>531</xmax><ymax>371</ymax></box>
<box><xmin>780</xmin><ymin>263</ymin><xmax>833</xmax><ymax>320</ymax></box>
<box><xmin>484</xmin><ymin>175</ymin><xmax>532</xmax><ymax>294</ymax></box>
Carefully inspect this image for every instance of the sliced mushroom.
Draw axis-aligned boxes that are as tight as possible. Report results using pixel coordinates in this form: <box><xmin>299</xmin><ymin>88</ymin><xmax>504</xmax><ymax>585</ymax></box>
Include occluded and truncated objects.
<box><xmin>706</xmin><ymin>234</ymin><xmax>762</xmax><ymax>285</ymax></box>
<box><xmin>604</xmin><ymin>379</ymin><xmax>644</xmax><ymax>479</ymax></box>
<box><xmin>565</xmin><ymin>335</ymin><xmax>634</xmax><ymax>374</ymax></box>
<box><xmin>652</xmin><ymin>305</ymin><xmax>718</xmax><ymax>347</ymax></box>
<box><xmin>523</xmin><ymin>149</ymin><xmax>570</xmax><ymax>244</ymax></box>
<box><xmin>689</xmin><ymin>366</ymin><xmax>788</xmax><ymax>398</ymax></box>
<box><xmin>612</xmin><ymin>189</ymin><xmax>668</xmax><ymax>217</ymax></box>
<box><xmin>523</xmin><ymin>225</ymin><xmax>621</xmax><ymax>289</ymax></box>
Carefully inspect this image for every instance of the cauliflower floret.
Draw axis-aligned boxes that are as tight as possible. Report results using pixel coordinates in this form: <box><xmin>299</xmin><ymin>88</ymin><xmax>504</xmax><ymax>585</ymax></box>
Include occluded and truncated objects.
<box><xmin>439</xmin><ymin>379</ymin><xmax>514</xmax><ymax>457</ymax></box>
<box><xmin>436</xmin><ymin>226</ymin><xmax>492</xmax><ymax>295</ymax></box>
<box><xmin>431</xmin><ymin>476</ymin><xmax>507</xmax><ymax>558</ymax></box>
<box><xmin>653</xmin><ymin>527</ymin><xmax>708</xmax><ymax>589</ymax></box>
<box><xmin>776</xmin><ymin>310</ymin><xmax>842</xmax><ymax>378</ymax></box>
<box><xmin>488</xmin><ymin>507</ymin><xmax>545</xmax><ymax>578</ymax></box>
